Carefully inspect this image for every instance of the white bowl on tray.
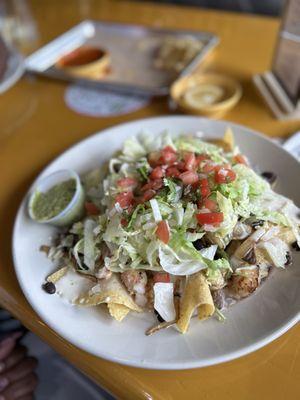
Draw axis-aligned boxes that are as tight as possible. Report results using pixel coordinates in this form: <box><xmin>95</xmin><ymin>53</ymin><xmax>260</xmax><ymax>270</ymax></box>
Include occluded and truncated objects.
<box><xmin>13</xmin><ymin>116</ymin><xmax>300</xmax><ymax>370</ymax></box>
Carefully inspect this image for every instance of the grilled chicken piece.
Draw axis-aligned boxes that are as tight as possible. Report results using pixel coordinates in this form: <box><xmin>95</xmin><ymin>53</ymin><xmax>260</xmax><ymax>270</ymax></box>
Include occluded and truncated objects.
<box><xmin>227</xmin><ymin>266</ymin><xmax>259</xmax><ymax>299</ymax></box>
<box><xmin>121</xmin><ymin>270</ymin><xmax>147</xmax><ymax>295</ymax></box>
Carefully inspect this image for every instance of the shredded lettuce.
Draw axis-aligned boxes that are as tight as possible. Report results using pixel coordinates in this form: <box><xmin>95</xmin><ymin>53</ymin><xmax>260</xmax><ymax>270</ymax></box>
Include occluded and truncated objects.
<box><xmin>163</xmin><ymin>178</ymin><xmax>182</xmax><ymax>203</ymax></box>
<box><xmin>159</xmin><ymin>232</ymin><xmax>231</xmax><ymax>276</ymax></box>
<box><xmin>83</xmin><ymin>219</ymin><xmax>97</xmax><ymax>270</ymax></box>
<box><xmin>140</xmin><ymin>131</ymin><xmax>176</xmax><ymax>153</ymax></box>
<box><xmin>150</xmin><ymin>199</ymin><xmax>162</xmax><ymax>222</ymax></box>
<box><xmin>127</xmin><ymin>204</ymin><xmax>144</xmax><ymax>230</ymax></box>
<box><xmin>175</xmin><ymin>136</ymin><xmax>225</xmax><ymax>163</ymax></box>
<box><xmin>137</xmin><ymin>158</ymin><xmax>150</xmax><ymax>181</ymax></box>
<box><xmin>220</xmin><ymin>164</ymin><xmax>269</xmax><ymax>218</ymax></box>
<box><xmin>72</xmin><ymin>239</ymin><xmax>85</xmax><ymax>271</ymax></box>
<box><xmin>215</xmin><ymin>192</ymin><xmax>237</xmax><ymax>239</ymax></box>
<box><xmin>123</xmin><ymin>136</ymin><xmax>146</xmax><ymax>160</ymax></box>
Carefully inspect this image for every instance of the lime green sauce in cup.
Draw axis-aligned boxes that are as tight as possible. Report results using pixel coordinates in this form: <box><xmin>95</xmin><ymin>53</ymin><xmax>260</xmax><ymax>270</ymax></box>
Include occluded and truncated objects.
<box><xmin>28</xmin><ymin>170</ymin><xmax>85</xmax><ymax>227</ymax></box>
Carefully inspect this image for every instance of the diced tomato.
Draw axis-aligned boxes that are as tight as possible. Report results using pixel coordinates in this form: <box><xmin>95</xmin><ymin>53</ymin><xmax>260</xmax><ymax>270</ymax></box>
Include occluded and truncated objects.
<box><xmin>152</xmin><ymin>179</ymin><xmax>164</xmax><ymax>190</ymax></box>
<box><xmin>159</xmin><ymin>146</ymin><xmax>178</xmax><ymax>165</ymax></box>
<box><xmin>196</xmin><ymin>212</ymin><xmax>224</xmax><ymax>225</ymax></box>
<box><xmin>195</xmin><ymin>154</ymin><xmax>209</xmax><ymax>167</ymax></box>
<box><xmin>226</xmin><ymin>169</ymin><xmax>236</xmax><ymax>182</ymax></box>
<box><xmin>127</xmin><ymin>204</ymin><xmax>134</xmax><ymax>214</ymax></box>
<box><xmin>141</xmin><ymin>179</ymin><xmax>163</xmax><ymax>192</ymax></box>
<box><xmin>141</xmin><ymin>189</ymin><xmax>156</xmax><ymax>202</ymax></box>
<box><xmin>199</xmin><ymin>178</ymin><xmax>209</xmax><ymax>187</ymax></box>
<box><xmin>184</xmin><ymin>152</ymin><xmax>196</xmax><ymax>171</ymax></box>
<box><xmin>214</xmin><ymin>168</ymin><xmax>228</xmax><ymax>184</ymax></box>
<box><xmin>191</xmin><ymin>181</ymin><xmax>199</xmax><ymax>190</ymax></box>
<box><xmin>166</xmin><ymin>166</ymin><xmax>180</xmax><ymax>178</ymax></box>
<box><xmin>150</xmin><ymin>166</ymin><xmax>165</xmax><ymax>180</ymax></box>
<box><xmin>179</xmin><ymin>171</ymin><xmax>199</xmax><ymax>185</ymax></box>
<box><xmin>148</xmin><ymin>151</ymin><xmax>161</xmax><ymax>167</ymax></box>
<box><xmin>198</xmin><ymin>177</ymin><xmax>210</xmax><ymax>197</ymax></box>
<box><xmin>202</xmin><ymin>162</ymin><xmax>216</xmax><ymax>173</ymax></box>
<box><xmin>163</xmin><ymin>146</ymin><xmax>176</xmax><ymax>154</ymax></box>
<box><xmin>234</xmin><ymin>154</ymin><xmax>248</xmax><ymax>165</ymax></box>
<box><xmin>141</xmin><ymin>181</ymin><xmax>152</xmax><ymax>191</ymax></box>
<box><xmin>176</xmin><ymin>161</ymin><xmax>186</xmax><ymax>171</ymax></box>
<box><xmin>115</xmin><ymin>191</ymin><xmax>134</xmax><ymax>209</ymax></box>
<box><xmin>160</xmin><ymin>152</ymin><xmax>177</xmax><ymax>166</ymax></box>
<box><xmin>121</xmin><ymin>218</ymin><xmax>128</xmax><ymax>227</ymax></box>
<box><xmin>203</xmin><ymin>198</ymin><xmax>218</xmax><ymax>211</ymax></box>
<box><xmin>215</xmin><ymin>168</ymin><xmax>236</xmax><ymax>184</ymax></box>
<box><xmin>85</xmin><ymin>202</ymin><xmax>100</xmax><ymax>216</ymax></box>
<box><xmin>200</xmin><ymin>185</ymin><xmax>211</xmax><ymax>197</ymax></box>
<box><xmin>136</xmin><ymin>189</ymin><xmax>156</xmax><ymax>203</ymax></box>
<box><xmin>153</xmin><ymin>272</ymin><xmax>170</xmax><ymax>283</ymax></box>
<box><xmin>117</xmin><ymin>177</ymin><xmax>137</xmax><ymax>189</ymax></box>
<box><xmin>155</xmin><ymin>220</ymin><xmax>170</xmax><ymax>244</ymax></box>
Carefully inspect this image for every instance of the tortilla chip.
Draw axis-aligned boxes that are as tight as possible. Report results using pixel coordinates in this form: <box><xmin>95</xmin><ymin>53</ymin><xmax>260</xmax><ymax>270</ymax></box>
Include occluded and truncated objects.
<box><xmin>75</xmin><ymin>274</ymin><xmax>142</xmax><ymax>313</ymax></box>
<box><xmin>177</xmin><ymin>272</ymin><xmax>215</xmax><ymax>334</ymax></box>
<box><xmin>48</xmin><ymin>267</ymin><xmax>95</xmax><ymax>303</ymax></box>
<box><xmin>208</xmin><ymin>127</ymin><xmax>234</xmax><ymax>152</ymax></box>
<box><xmin>222</xmin><ymin>127</ymin><xmax>235</xmax><ymax>151</ymax></box>
<box><xmin>108</xmin><ymin>303</ymin><xmax>130</xmax><ymax>322</ymax></box>
<box><xmin>47</xmin><ymin>266</ymin><xmax>68</xmax><ymax>283</ymax></box>
<box><xmin>277</xmin><ymin>226</ymin><xmax>296</xmax><ymax>245</ymax></box>
<box><xmin>254</xmin><ymin>246</ymin><xmax>269</xmax><ymax>266</ymax></box>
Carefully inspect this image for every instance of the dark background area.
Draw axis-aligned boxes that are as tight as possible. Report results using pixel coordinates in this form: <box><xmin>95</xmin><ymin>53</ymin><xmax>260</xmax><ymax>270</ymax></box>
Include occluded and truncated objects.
<box><xmin>141</xmin><ymin>0</ymin><xmax>284</xmax><ymax>16</ymax></box>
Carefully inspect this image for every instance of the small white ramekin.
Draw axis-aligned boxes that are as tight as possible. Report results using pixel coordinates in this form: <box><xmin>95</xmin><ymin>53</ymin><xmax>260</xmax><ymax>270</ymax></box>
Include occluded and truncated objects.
<box><xmin>28</xmin><ymin>169</ymin><xmax>85</xmax><ymax>227</ymax></box>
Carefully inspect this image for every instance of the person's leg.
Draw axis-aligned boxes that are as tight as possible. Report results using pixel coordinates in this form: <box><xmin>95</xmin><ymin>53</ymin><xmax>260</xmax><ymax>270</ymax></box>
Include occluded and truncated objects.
<box><xmin>0</xmin><ymin>310</ymin><xmax>38</xmax><ymax>400</ymax></box>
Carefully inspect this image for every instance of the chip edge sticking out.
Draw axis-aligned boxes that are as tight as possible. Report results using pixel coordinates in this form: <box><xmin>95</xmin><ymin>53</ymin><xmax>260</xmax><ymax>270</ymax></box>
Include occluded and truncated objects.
<box><xmin>108</xmin><ymin>303</ymin><xmax>130</xmax><ymax>322</ymax></box>
<box><xmin>177</xmin><ymin>272</ymin><xmax>215</xmax><ymax>334</ymax></box>
<box><xmin>75</xmin><ymin>274</ymin><xmax>142</xmax><ymax>313</ymax></box>
<box><xmin>47</xmin><ymin>266</ymin><xmax>69</xmax><ymax>284</ymax></box>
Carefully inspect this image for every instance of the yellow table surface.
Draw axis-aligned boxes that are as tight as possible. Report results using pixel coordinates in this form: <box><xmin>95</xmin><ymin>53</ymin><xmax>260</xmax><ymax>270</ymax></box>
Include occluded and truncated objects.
<box><xmin>1</xmin><ymin>1</ymin><xmax>300</xmax><ymax>399</ymax></box>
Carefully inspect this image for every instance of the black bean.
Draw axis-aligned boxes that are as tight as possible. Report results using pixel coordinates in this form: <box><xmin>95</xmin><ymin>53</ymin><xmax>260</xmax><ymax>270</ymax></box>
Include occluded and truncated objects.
<box><xmin>261</xmin><ymin>171</ymin><xmax>277</xmax><ymax>185</ymax></box>
<box><xmin>242</xmin><ymin>248</ymin><xmax>256</xmax><ymax>264</ymax></box>
<box><xmin>292</xmin><ymin>241</ymin><xmax>300</xmax><ymax>251</ymax></box>
<box><xmin>42</xmin><ymin>282</ymin><xmax>56</xmax><ymax>294</ymax></box>
<box><xmin>114</xmin><ymin>164</ymin><xmax>120</xmax><ymax>173</ymax></box>
<box><xmin>154</xmin><ymin>309</ymin><xmax>165</xmax><ymax>323</ymax></box>
<box><xmin>193</xmin><ymin>239</ymin><xmax>206</xmax><ymax>251</ymax></box>
<box><xmin>285</xmin><ymin>252</ymin><xmax>292</xmax><ymax>266</ymax></box>
<box><xmin>251</xmin><ymin>220</ymin><xmax>264</xmax><ymax>229</ymax></box>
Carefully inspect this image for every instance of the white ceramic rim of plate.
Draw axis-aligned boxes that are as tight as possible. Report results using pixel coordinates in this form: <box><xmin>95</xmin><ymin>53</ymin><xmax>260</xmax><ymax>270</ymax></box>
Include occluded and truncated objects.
<box><xmin>12</xmin><ymin>116</ymin><xmax>300</xmax><ymax>369</ymax></box>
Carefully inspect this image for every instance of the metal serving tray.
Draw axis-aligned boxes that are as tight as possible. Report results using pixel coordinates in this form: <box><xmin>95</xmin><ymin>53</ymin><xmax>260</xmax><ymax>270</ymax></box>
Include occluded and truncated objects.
<box><xmin>25</xmin><ymin>20</ymin><xmax>219</xmax><ymax>96</ymax></box>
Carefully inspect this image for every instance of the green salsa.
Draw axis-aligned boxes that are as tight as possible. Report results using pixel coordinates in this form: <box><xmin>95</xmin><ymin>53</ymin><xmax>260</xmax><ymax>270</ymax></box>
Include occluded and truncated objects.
<box><xmin>31</xmin><ymin>179</ymin><xmax>76</xmax><ymax>221</ymax></box>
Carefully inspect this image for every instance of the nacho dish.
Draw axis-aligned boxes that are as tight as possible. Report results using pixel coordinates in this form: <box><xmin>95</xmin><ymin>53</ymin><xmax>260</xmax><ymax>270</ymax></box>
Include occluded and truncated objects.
<box><xmin>39</xmin><ymin>129</ymin><xmax>300</xmax><ymax>335</ymax></box>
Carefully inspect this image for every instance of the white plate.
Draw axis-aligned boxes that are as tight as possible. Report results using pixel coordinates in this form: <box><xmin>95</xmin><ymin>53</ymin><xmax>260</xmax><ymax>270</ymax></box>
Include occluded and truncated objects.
<box><xmin>13</xmin><ymin>116</ymin><xmax>300</xmax><ymax>370</ymax></box>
